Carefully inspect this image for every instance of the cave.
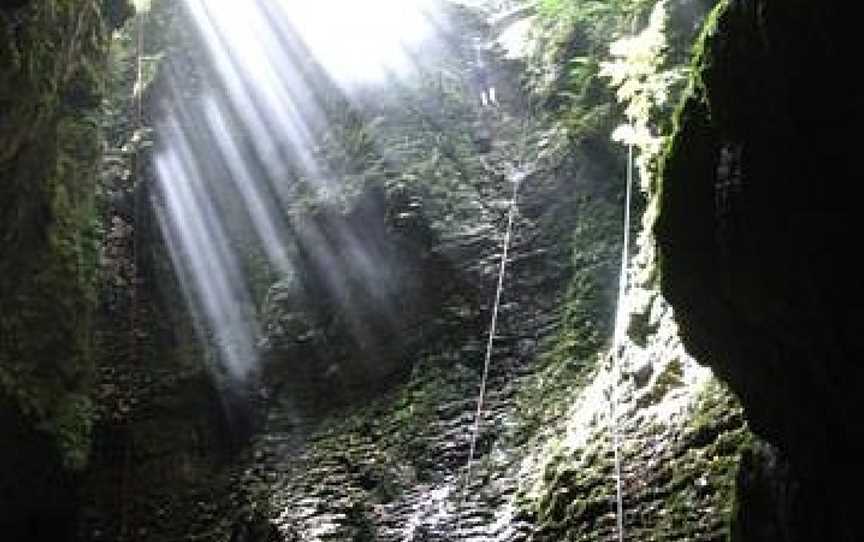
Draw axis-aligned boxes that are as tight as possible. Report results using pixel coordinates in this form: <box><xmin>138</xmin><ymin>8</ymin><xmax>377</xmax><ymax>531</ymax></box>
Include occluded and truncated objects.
<box><xmin>1</xmin><ymin>0</ymin><xmax>860</xmax><ymax>540</ymax></box>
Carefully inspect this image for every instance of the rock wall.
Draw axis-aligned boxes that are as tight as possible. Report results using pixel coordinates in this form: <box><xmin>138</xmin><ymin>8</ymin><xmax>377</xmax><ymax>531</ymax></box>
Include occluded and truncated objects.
<box><xmin>75</xmin><ymin>3</ymin><xmax>267</xmax><ymax>537</ymax></box>
<box><xmin>259</xmin><ymin>184</ymin><xmax>465</xmax><ymax>406</ymax></box>
<box><xmin>0</xmin><ymin>1</ymin><xmax>128</xmax><ymax>537</ymax></box>
<box><xmin>1</xmin><ymin>0</ymin><xmax>822</xmax><ymax>539</ymax></box>
<box><xmin>523</xmin><ymin>283</ymin><xmax>752</xmax><ymax>541</ymax></box>
<box><xmin>212</xmin><ymin>117</ymin><xmax>618</xmax><ymax>542</ymax></box>
<box><xmin>656</xmin><ymin>0</ymin><xmax>864</xmax><ymax>539</ymax></box>
<box><xmin>516</xmin><ymin>0</ymin><xmax>759</xmax><ymax>536</ymax></box>
<box><xmin>97</xmin><ymin>2</ymin><xmax>763</xmax><ymax>540</ymax></box>
<box><xmin>217</xmin><ymin>128</ymin><xmax>758</xmax><ymax>542</ymax></box>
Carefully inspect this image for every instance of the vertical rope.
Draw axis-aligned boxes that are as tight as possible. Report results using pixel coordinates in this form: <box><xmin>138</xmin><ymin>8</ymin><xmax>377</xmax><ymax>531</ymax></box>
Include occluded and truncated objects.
<box><xmin>610</xmin><ymin>136</ymin><xmax>633</xmax><ymax>542</ymax></box>
<box><xmin>130</xmin><ymin>0</ymin><xmax>144</xmax><ymax>371</ymax></box>
<box><xmin>608</xmin><ymin>11</ymin><xmax>641</xmax><ymax>539</ymax></box>
<box><xmin>459</xmin><ymin>169</ymin><xmax>522</xmax><ymax>537</ymax></box>
<box><xmin>457</xmin><ymin>55</ymin><xmax>535</xmax><ymax>536</ymax></box>
<box><xmin>468</xmin><ymin>177</ymin><xmax>519</xmax><ymax>470</ymax></box>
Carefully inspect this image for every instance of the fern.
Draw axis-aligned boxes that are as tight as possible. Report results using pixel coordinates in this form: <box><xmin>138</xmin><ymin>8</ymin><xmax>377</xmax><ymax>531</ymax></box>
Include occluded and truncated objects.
<box><xmin>600</xmin><ymin>0</ymin><xmax>685</xmax><ymax>187</ymax></box>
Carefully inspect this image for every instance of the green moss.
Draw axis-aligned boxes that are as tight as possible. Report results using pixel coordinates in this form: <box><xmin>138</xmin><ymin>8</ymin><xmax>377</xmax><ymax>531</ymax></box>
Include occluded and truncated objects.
<box><xmin>654</xmin><ymin>0</ymin><xmax>726</xmax><ymax>201</ymax></box>
<box><xmin>514</xmin><ymin>196</ymin><xmax>621</xmax><ymax>434</ymax></box>
<box><xmin>525</xmin><ymin>372</ymin><xmax>753</xmax><ymax>541</ymax></box>
<box><xmin>0</xmin><ymin>0</ymin><xmax>114</xmax><ymax>471</ymax></box>
<box><xmin>690</xmin><ymin>378</ymin><xmax>730</xmax><ymax>433</ymax></box>
<box><xmin>40</xmin><ymin>393</ymin><xmax>96</xmax><ymax>470</ymax></box>
<box><xmin>654</xmin><ymin>0</ymin><xmax>732</xmax><ymax>229</ymax></box>
<box><xmin>636</xmin><ymin>357</ymin><xmax>684</xmax><ymax>407</ymax></box>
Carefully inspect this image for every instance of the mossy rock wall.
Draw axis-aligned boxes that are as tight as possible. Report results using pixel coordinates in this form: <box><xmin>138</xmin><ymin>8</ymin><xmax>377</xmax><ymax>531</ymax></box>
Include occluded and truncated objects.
<box><xmin>524</xmin><ymin>297</ymin><xmax>753</xmax><ymax>542</ymax></box>
<box><xmin>0</xmin><ymin>0</ymin><xmax>125</xmax><ymax>534</ymax></box>
<box><xmin>656</xmin><ymin>0</ymin><xmax>864</xmax><ymax>539</ymax></box>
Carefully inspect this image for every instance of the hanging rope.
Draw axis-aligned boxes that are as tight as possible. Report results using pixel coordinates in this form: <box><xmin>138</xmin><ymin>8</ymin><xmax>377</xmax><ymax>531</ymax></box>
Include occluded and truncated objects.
<box><xmin>130</xmin><ymin>0</ymin><xmax>145</xmax><ymax>368</ymax></box>
<box><xmin>458</xmin><ymin>168</ymin><xmax>523</xmax><ymax>537</ymax></box>
<box><xmin>467</xmin><ymin>175</ymin><xmax>520</xmax><ymax>470</ymax></box>
<box><xmin>456</xmin><ymin>63</ymin><xmax>537</xmax><ymax>537</ymax></box>
<box><xmin>607</xmin><ymin>11</ymin><xmax>642</xmax><ymax>539</ymax></box>
<box><xmin>608</xmin><ymin>132</ymin><xmax>634</xmax><ymax>542</ymax></box>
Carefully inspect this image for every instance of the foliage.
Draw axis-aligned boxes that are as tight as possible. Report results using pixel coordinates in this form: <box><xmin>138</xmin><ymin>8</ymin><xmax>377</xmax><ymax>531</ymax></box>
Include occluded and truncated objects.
<box><xmin>526</xmin><ymin>0</ymin><xmax>639</xmax><ymax>159</ymax></box>
<box><xmin>41</xmin><ymin>393</ymin><xmax>96</xmax><ymax>470</ymax></box>
<box><xmin>600</xmin><ymin>0</ymin><xmax>685</xmax><ymax>188</ymax></box>
<box><xmin>601</xmin><ymin>1</ymin><xmax>680</xmax><ymax>124</ymax></box>
<box><xmin>537</xmin><ymin>0</ymin><xmax>653</xmax><ymax>27</ymax></box>
<box><xmin>132</xmin><ymin>0</ymin><xmax>152</xmax><ymax>13</ymax></box>
<box><xmin>0</xmin><ymin>0</ymin><xmax>108</xmax><ymax>161</ymax></box>
<box><xmin>0</xmin><ymin>0</ymin><xmax>121</xmax><ymax>473</ymax></box>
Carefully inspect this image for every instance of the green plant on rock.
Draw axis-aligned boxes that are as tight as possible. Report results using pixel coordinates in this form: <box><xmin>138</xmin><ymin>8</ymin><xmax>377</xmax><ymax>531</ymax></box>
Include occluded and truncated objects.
<box><xmin>537</xmin><ymin>0</ymin><xmax>653</xmax><ymax>29</ymax></box>
<box><xmin>636</xmin><ymin>356</ymin><xmax>683</xmax><ymax>407</ymax></box>
<box><xmin>600</xmin><ymin>0</ymin><xmax>685</xmax><ymax>190</ymax></box>
<box><xmin>40</xmin><ymin>393</ymin><xmax>96</xmax><ymax>470</ymax></box>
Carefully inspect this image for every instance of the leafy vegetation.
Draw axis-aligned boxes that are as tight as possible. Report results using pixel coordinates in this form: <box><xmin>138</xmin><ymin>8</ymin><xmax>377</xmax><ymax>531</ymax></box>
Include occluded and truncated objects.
<box><xmin>529</xmin><ymin>0</ymin><xmax>648</xmax><ymax>147</ymax></box>
<box><xmin>601</xmin><ymin>0</ymin><xmax>687</xmax><ymax>193</ymax></box>
<box><xmin>511</xmin><ymin>1</ymin><xmax>752</xmax><ymax>539</ymax></box>
<box><xmin>0</xmin><ymin>0</ymin><xmax>122</xmax><ymax>470</ymax></box>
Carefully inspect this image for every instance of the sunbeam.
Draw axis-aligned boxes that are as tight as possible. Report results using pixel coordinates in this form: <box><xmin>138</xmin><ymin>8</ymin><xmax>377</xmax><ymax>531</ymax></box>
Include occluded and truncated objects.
<box><xmin>152</xmin><ymin>0</ymin><xmax>448</xmax><ymax>381</ymax></box>
<box><xmin>279</xmin><ymin>0</ymin><xmax>438</xmax><ymax>84</ymax></box>
<box><xmin>154</xmin><ymin>119</ymin><xmax>259</xmax><ymax>380</ymax></box>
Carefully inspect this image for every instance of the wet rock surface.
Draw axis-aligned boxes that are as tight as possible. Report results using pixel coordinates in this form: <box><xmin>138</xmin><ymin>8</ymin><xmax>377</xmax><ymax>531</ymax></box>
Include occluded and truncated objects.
<box><xmin>259</xmin><ymin>184</ymin><xmax>464</xmax><ymax>404</ymax></box>
<box><xmin>524</xmin><ymin>282</ymin><xmax>752</xmax><ymax>542</ymax></box>
<box><xmin>219</xmin><ymin>97</ymin><xmax>597</xmax><ymax>538</ymax></box>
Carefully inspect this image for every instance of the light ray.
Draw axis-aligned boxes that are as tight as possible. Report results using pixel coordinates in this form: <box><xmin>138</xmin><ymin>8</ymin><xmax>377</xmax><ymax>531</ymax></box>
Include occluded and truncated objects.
<box><xmin>275</xmin><ymin>0</ymin><xmax>438</xmax><ymax>85</ymax></box>
<box><xmin>203</xmin><ymin>98</ymin><xmax>293</xmax><ymax>273</ymax></box>
<box><xmin>153</xmin><ymin>0</ymin><xmax>446</xmax><ymax>382</ymax></box>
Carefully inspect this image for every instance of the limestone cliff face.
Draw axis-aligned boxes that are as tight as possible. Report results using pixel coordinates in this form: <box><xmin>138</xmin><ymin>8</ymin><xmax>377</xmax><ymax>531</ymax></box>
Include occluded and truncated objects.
<box><xmin>657</xmin><ymin>1</ymin><xmax>863</xmax><ymax>539</ymax></box>
<box><xmin>0</xmin><ymin>0</ymin><xmax>127</xmax><ymax>536</ymax></box>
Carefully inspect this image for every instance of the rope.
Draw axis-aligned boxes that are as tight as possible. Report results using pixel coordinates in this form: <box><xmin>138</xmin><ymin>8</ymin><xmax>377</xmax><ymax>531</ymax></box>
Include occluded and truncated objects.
<box><xmin>607</xmin><ymin>11</ymin><xmax>643</xmax><ymax>538</ymax></box>
<box><xmin>457</xmin><ymin>54</ymin><xmax>536</xmax><ymax>536</ymax></box>
<box><xmin>608</xmin><ymin>134</ymin><xmax>634</xmax><ymax>542</ymax></box>
<box><xmin>459</xmin><ymin>164</ymin><xmax>523</xmax><ymax>532</ymax></box>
